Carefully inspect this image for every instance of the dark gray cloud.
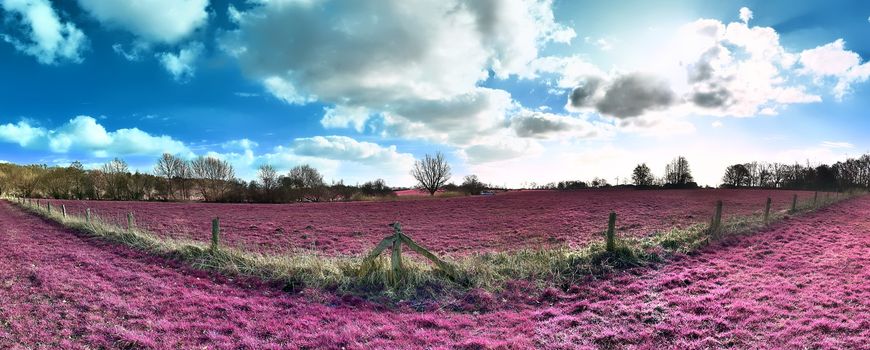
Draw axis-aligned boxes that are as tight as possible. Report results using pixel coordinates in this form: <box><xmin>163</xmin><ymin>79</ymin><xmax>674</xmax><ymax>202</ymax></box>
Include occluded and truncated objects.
<box><xmin>569</xmin><ymin>77</ymin><xmax>602</xmax><ymax>108</ymax></box>
<box><xmin>511</xmin><ymin>113</ymin><xmax>572</xmax><ymax>138</ymax></box>
<box><xmin>691</xmin><ymin>85</ymin><xmax>732</xmax><ymax>108</ymax></box>
<box><xmin>594</xmin><ymin>73</ymin><xmax>676</xmax><ymax>118</ymax></box>
<box><xmin>687</xmin><ymin>47</ymin><xmax>721</xmax><ymax>83</ymax></box>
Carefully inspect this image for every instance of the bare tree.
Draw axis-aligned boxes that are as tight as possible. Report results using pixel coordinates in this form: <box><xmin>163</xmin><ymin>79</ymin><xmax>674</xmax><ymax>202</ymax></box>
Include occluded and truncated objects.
<box><xmin>411</xmin><ymin>152</ymin><xmax>451</xmax><ymax>196</ymax></box>
<box><xmin>257</xmin><ymin>164</ymin><xmax>279</xmax><ymax>202</ymax></box>
<box><xmin>664</xmin><ymin>156</ymin><xmax>694</xmax><ymax>186</ymax></box>
<box><xmin>258</xmin><ymin>164</ymin><xmax>279</xmax><ymax>191</ymax></box>
<box><xmin>190</xmin><ymin>156</ymin><xmax>235</xmax><ymax>201</ymax></box>
<box><xmin>102</xmin><ymin>158</ymin><xmax>130</xmax><ymax>200</ymax></box>
<box><xmin>154</xmin><ymin>153</ymin><xmax>185</xmax><ymax>200</ymax></box>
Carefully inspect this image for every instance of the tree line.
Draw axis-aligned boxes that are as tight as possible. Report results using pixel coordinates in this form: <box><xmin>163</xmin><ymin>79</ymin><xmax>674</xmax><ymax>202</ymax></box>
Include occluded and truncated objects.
<box><xmin>4</xmin><ymin>152</ymin><xmax>866</xmax><ymax>202</ymax></box>
<box><xmin>721</xmin><ymin>154</ymin><xmax>870</xmax><ymax>190</ymax></box>
<box><xmin>0</xmin><ymin>151</ymin><xmax>488</xmax><ymax>202</ymax></box>
<box><xmin>535</xmin><ymin>156</ymin><xmax>698</xmax><ymax>190</ymax></box>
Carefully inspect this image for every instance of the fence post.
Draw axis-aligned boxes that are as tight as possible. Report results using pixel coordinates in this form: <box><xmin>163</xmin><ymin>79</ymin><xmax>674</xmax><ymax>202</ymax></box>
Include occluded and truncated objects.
<box><xmin>47</xmin><ymin>202</ymin><xmax>52</xmax><ymax>214</ymax></box>
<box><xmin>710</xmin><ymin>200</ymin><xmax>723</xmax><ymax>238</ymax></box>
<box><xmin>763</xmin><ymin>197</ymin><xmax>771</xmax><ymax>225</ymax></box>
<box><xmin>791</xmin><ymin>194</ymin><xmax>797</xmax><ymax>213</ymax></box>
<box><xmin>211</xmin><ymin>218</ymin><xmax>220</xmax><ymax>251</ymax></box>
<box><xmin>127</xmin><ymin>212</ymin><xmax>135</xmax><ymax>231</ymax></box>
<box><xmin>86</xmin><ymin>208</ymin><xmax>91</xmax><ymax>224</ymax></box>
<box><xmin>391</xmin><ymin>231</ymin><xmax>404</xmax><ymax>279</ymax></box>
<box><xmin>606</xmin><ymin>211</ymin><xmax>617</xmax><ymax>252</ymax></box>
<box><xmin>61</xmin><ymin>205</ymin><xmax>67</xmax><ymax>218</ymax></box>
<box><xmin>813</xmin><ymin>191</ymin><xmax>818</xmax><ymax>207</ymax></box>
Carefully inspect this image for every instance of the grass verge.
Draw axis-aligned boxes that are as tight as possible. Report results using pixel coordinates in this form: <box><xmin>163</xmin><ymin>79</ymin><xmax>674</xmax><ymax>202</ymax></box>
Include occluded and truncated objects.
<box><xmin>6</xmin><ymin>190</ymin><xmax>866</xmax><ymax>300</ymax></box>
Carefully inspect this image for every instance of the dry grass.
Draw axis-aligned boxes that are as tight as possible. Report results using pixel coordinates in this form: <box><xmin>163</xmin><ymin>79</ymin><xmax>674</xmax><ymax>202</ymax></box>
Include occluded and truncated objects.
<box><xmin>6</xmin><ymin>190</ymin><xmax>865</xmax><ymax>299</ymax></box>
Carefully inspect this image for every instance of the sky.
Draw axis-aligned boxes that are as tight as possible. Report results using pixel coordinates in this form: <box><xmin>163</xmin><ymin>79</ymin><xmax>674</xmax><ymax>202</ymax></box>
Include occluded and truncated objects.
<box><xmin>0</xmin><ymin>0</ymin><xmax>869</xmax><ymax>187</ymax></box>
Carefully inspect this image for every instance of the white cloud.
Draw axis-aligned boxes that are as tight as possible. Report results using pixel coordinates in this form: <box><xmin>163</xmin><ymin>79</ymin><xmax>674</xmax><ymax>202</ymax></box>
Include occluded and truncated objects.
<box><xmin>111</xmin><ymin>41</ymin><xmax>149</xmax><ymax>61</ymax></box>
<box><xmin>558</xmin><ymin>10</ymin><xmax>823</xmax><ymax>120</ymax></box>
<box><xmin>290</xmin><ymin>136</ymin><xmax>414</xmax><ymax>166</ymax></box>
<box><xmin>221</xmin><ymin>0</ymin><xmax>576</xmax><ymax>162</ymax></box>
<box><xmin>213</xmin><ymin>136</ymin><xmax>416</xmax><ymax>185</ymax></box>
<box><xmin>321</xmin><ymin>105</ymin><xmax>372</xmax><ymax>132</ymax></box>
<box><xmin>798</xmin><ymin>39</ymin><xmax>870</xmax><ymax>99</ymax></box>
<box><xmin>584</xmin><ymin>36</ymin><xmax>613</xmax><ymax>51</ymax></box>
<box><xmin>76</xmin><ymin>0</ymin><xmax>209</xmax><ymax>44</ymax></box>
<box><xmin>156</xmin><ymin>42</ymin><xmax>203</xmax><ymax>82</ymax></box>
<box><xmin>0</xmin><ymin>116</ymin><xmax>190</xmax><ymax>157</ymax></box>
<box><xmin>0</xmin><ymin>120</ymin><xmax>46</xmax><ymax>146</ymax></box>
<box><xmin>738</xmin><ymin>7</ymin><xmax>753</xmax><ymax>24</ymax></box>
<box><xmin>711</xmin><ymin>120</ymin><xmax>723</xmax><ymax>128</ymax></box>
<box><xmin>221</xmin><ymin>138</ymin><xmax>258</xmax><ymax>151</ymax></box>
<box><xmin>820</xmin><ymin>141</ymin><xmax>854</xmax><ymax>149</ymax></box>
<box><xmin>0</xmin><ymin>0</ymin><xmax>87</xmax><ymax>64</ymax></box>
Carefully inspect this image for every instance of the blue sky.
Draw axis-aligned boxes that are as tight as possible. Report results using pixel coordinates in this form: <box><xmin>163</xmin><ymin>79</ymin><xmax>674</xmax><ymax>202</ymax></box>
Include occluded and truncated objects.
<box><xmin>1</xmin><ymin>0</ymin><xmax>868</xmax><ymax>187</ymax></box>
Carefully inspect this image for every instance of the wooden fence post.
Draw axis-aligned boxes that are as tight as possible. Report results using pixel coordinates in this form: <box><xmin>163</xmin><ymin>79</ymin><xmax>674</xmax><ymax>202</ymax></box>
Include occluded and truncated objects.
<box><xmin>127</xmin><ymin>212</ymin><xmax>135</xmax><ymax>231</ymax></box>
<box><xmin>710</xmin><ymin>200</ymin><xmax>723</xmax><ymax>238</ymax></box>
<box><xmin>61</xmin><ymin>205</ymin><xmax>66</xmax><ymax>218</ymax></box>
<box><xmin>362</xmin><ymin>222</ymin><xmax>459</xmax><ymax>284</ymax></box>
<box><xmin>391</xmin><ymin>230</ymin><xmax>404</xmax><ymax>278</ymax></box>
<box><xmin>763</xmin><ymin>197</ymin><xmax>771</xmax><ymax>225</ymax></box>
<box><xmin>791</xmin><ymin>194</ymin><xmax>797</xmax><ymax>213</ymax></box>
<box><xmin>813</xmin><ymin>191</ymin><xmax>818</xmax><ymax>207</ymax></box>
<box><xmin>47</xmin><ymin>202</ymin><xmax>51</xmax><ymax>214</ymax></box>
<box><xmin>605</xmin><ymin>211</ymin><xmax>617</xmax><ymax>252</ymax></box>
<box><xmin>211</xmin><ymin>218</ymin><xmax>220</xmax><ymax>251</ymax></box>
<box><xmin>86</xmin><ymin>208</ymin><xmax>91</xmax><ymax>224</ymax></box>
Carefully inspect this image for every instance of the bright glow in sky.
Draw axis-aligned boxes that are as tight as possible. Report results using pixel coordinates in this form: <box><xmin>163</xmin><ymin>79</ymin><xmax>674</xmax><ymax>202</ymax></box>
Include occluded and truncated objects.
<box><xmin>1</xmin><ymin>0</ymin><xmax>868</xmax><ymax>187</ymax></box>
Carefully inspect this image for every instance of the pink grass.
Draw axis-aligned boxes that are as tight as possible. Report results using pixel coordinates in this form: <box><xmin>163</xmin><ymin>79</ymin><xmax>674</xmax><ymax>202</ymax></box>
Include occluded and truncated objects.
<box><xmin>48</xmin><ymin>189</ymin><xmax>816</xmax><ymax>255</ymax></box>
<box><xmin>1</xmin><ymin>195</ymin><xmax>867</xmax><ymax>348</ymax></box>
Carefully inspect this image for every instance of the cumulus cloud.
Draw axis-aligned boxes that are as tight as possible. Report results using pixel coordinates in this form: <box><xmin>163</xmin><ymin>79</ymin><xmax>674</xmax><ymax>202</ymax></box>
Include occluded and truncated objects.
<box><xmin>290</xmin><ymin>136</ymin><xmax>415</xmax><ymax>166</ymax></box>
<box><xmin>798</xmin><ymin>39</ymin><xmax>870</xmax><ymax>99</ymax></box>
<box><xmin>539</xmin><ymin>8</ymin><xmax>851</xmax><ymax>122</ymax></box>
<box><xmin>76</xmin><ymin>0</ymin><xmax>209</xmax><ymax>44</ymax></box>
<box><xmin>213</xmin><ymin>136</ymin><xmax>416</xmax><ymax>184</ymax></box>
<box><xmin>459</xmin><ymin>135</ymin><xmax>544</xmax><ymax>164</ymax></box>
<box><xmin>0</xmin><ymin>0</ymin><xmax>87</xmax><ymax>64</ymax></box>
<box><xmin>156</xmin><ymin>42</ymin><xmax>203</xmax><ymax>82</ymax></box>
<box><xmin>0</xmin><ymin>116</ymin><xmax>190</xmax><ymax>157</ymax></box>
<box><xmin>587</xmin><ymin>10</ymin><xmax>820</xmax><ymax>118</ymax></box>
<box><xmin>676</xmin><ymin>14</ymin><xmax>822</xmax><ymax>116</ymax></box>
<box><xmin>221</xmin><ymin>0</ymin><xmax>575</xmax><ymax>161</ymax></box>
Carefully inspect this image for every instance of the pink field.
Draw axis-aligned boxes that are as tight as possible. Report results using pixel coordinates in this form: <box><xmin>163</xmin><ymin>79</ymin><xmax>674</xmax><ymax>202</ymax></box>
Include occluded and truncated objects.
<box><xmin>44</xmin><ymin>189</ymin><xmax>820</xmax><ymax>255</ymax></box>
<box><xmin>2</xmin><ymin>195</ymin><xmax>867</xmax><ymax>348</ymax></box>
